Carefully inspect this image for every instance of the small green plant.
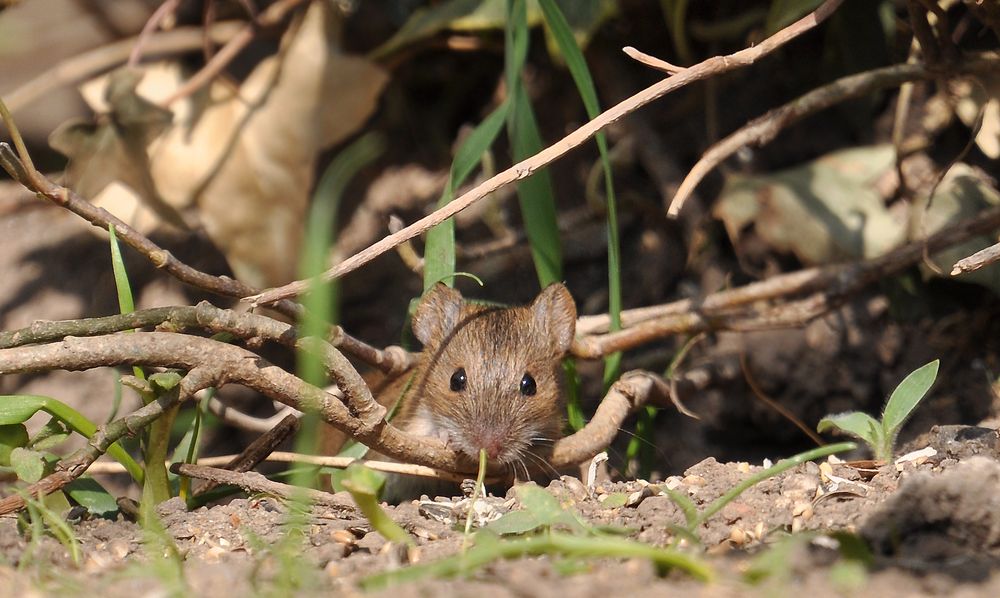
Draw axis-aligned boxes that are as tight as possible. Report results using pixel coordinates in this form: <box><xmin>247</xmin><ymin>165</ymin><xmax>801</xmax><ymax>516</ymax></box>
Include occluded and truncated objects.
<box><xmin>340</xmin><ymin>464</ymin><xmax>414</xmax><ymax>547</ymax></box>
<box><xmin>817</xmin><ymin>359</ymin><xmax>940</xmax><ymax>462</ymax></box>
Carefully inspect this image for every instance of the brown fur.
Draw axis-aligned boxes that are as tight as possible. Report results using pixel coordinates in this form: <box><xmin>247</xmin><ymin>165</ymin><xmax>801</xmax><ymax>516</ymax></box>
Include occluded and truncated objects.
<box><xmin>357</xmin><ymin>283</ymin><xmax>577</xmax><ymax>501</ymax></box>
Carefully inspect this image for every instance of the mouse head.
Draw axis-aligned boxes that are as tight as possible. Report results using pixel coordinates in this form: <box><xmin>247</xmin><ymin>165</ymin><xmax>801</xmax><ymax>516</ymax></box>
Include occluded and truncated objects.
<box><xmin>411</xmin><ymin>283</ymin><xmax>577</xmax><ymax>466</ymax></box>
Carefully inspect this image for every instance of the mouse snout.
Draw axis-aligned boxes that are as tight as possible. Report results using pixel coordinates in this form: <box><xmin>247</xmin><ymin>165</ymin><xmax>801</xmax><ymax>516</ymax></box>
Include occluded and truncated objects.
<box><xmin>468</xmin><ymin>427</ymin><xmax>511</xmax><ymax>462</ymax></box>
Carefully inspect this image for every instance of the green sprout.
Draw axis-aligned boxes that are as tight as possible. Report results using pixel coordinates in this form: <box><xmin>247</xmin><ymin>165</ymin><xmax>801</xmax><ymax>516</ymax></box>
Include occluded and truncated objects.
<box><xmin>341</xmin><ymin>464</ymin><xmax>414</xmax><ymax>547</ymax></box>
<box><xmin>817</xmin><ymin>359</ymin><xmax>940</xmax><ymax>462</ymax></box>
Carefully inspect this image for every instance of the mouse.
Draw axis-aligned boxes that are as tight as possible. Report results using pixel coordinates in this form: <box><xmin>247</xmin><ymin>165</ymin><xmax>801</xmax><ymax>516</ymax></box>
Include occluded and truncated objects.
<box><xmin>371</xmin><ymin>282</ymin><xmax>577</xmax><ymax>501</ymax></box>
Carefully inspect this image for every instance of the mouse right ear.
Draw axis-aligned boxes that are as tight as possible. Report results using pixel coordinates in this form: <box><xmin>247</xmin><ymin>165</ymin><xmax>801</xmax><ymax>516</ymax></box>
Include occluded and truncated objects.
<box><xmin>412</xmin><ymin>283</ymin><xmax>464</xmax><ymax>346</ymax></box>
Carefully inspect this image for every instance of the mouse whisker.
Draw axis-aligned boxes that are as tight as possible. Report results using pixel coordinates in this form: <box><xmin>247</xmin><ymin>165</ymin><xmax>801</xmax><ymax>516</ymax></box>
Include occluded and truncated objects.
<box><xmin>522</xmin><ymin>450</ymin><xmax>559</xmax><ymax>480</ymax></box>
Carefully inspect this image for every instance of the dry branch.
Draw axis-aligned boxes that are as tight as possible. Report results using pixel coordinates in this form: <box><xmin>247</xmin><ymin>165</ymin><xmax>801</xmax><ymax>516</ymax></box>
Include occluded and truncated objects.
<box><xmin>248</xmin><ymin>0</ymin><xmax>846</xmax><ymax>306</ymax></box>
<box><xmin>668</xmin><ymin>54</ymin><xmax>1000</xmax><ymax>214</ymax></box>
<box><xmin>573</xmin><ymin>205</ymin><xmax>1000</xmax><ymax>357</ymax></box>
<box><xmin>172</xmin><ymin>463</ymin><xmax>357</xmax><ymax>513</ymax></box>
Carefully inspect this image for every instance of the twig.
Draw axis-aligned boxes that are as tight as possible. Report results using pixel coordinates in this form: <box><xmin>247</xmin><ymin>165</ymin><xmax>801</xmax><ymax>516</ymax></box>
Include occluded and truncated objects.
<box><xmin>622</xmin><ymin>46</ymin><xmax>685</xmax><ymax>74</ymax></box>
<box><xmin>172</xmin><ymin>463</ymin><xmax>357</xmax><ymax>512</ymax></box>
<box><xmin>206</xmin><ymin>397</ymin><xmax>300</xmax><ymax>433</ymax></box>
<box><xmin>740</xmin><ymin>353</ymin><xmax>825</xmax><ymax>446</ymax></box>
<box><xmin>88</xmin><ymin>452</ymin><xmax>474</xmax><ymax>482</ymax></box>
<box><xmin>0</xmin><ymin>301</ymin><xmax>409</xmax><ymax>373</ymax></box>
<box><xmin>161</xmin><ymin>0</ymin><xmax>309</xmax><ymax>107</ymax></box>
<box><xmin>247</xmin><ymin>0</ymin><xmax>846</xmax><ymax>306</ymax></box>
<box><xmin>3</xmin><ymin>23</ymin><xmax>242</xmax><ymax>115</ymax></box>
<box><xmin>0</xmin><ymin>367</ymin><xmax>214</xmax><ymax>515</ymax></box>
<box><xmin>0</xmin><ymin>141</ymin><xmax>303</xmax><ymax>318</ymax></box>
<box><xmin>572</xmin><ymin>205</ymin><xmax>1000</xmax><ymax>357</ymax></box>
<box><xmin>952</xmin><ymin>242</ymin><xmax>1000</xmax><ymax>275</ymax></box>
<box><xmin>668</xmin><ymin>54</ymin><xmax>1000</xmax><ymax>215</ymax></box>
<box><xmin>127</xmin><ymin>0</ymin><xmax>184</xmax><ymax>67</ymax></box>
<box><xmin>193</xmin><ymin>413</ymin><xmax>300</xmax><ymax>496</ymax></box>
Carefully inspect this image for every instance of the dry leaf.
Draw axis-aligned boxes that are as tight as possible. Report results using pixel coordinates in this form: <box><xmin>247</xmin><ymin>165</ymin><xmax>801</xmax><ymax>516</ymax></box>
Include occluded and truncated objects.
<box><xmin>52</xmin><ymin>2</ymin><xmax>388</xmax><ymax>287</ymax></box>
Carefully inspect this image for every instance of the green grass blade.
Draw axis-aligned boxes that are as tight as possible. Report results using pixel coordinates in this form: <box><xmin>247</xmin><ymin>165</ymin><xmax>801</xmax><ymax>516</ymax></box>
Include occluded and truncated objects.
<box><xmin>508</xmin><ymin>85</ymin><xmax>563</xmax><ymax>285</ymax></box>
<box><xmin>361</xmin><ymin>530</ymin><xmax>712</xmax><ymax>590</ymax></box>
<box><xmin>692</xmin><ymin>442</ymin><xmax>855</xmax><ymax>530</ymax></box>
<box><xmin>108</xmin><ymin>225</ymin><xmax>146</xmax><ymax>382</ymax></box>
<box><xmin>423</xmin><ymin>103</ymin><xmax>509</xmax><ymax>291</ymax></box>
<box><xmin>881</xmin><ymin>359</ymin><xmax>939</xmax><ymax>438</ymax></box>
<box><xmin>505</xmin><ymin>0</ymin><xmax>562</xmax><ymax>286</ymax></box>
<box><xmin>537</xmin><ymin>0</ymin><xmax>621</xmax><ymax>386</ymax></box>
<box><xmin>293</xmin><ymin>133</ymin><xmax>384</xmax><ymax>486</ymax></box>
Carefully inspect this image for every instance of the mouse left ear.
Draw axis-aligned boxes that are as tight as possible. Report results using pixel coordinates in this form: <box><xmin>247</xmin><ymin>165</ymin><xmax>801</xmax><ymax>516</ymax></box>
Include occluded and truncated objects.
<box><xmin>413</xmin><ymin>283</ymin><xmax>464</xmax><ymax>346</ymax></box>
<box><xmin>530</xmin><ymin>283</ymin><xmax>577</xmax><ymax>355</ymax></box>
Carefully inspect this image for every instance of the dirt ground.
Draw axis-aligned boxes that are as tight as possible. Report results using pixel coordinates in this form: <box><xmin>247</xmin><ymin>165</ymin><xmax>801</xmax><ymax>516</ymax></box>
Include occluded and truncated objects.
<box><xmin>2</xmin><ymin>426</ymin><xmax>1000</xmax><ymax>596</ymax></box>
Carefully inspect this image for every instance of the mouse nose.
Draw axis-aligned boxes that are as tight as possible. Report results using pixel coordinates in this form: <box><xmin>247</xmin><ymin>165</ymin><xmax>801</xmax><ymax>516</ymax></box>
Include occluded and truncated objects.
<box><xmin>479</xmin><ymin>432</ymin><xmax>505</xmax><ymax>461</ymax></box>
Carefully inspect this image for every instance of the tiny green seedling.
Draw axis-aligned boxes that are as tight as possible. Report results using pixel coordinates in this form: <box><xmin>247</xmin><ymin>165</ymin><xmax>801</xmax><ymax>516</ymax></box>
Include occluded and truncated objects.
<box><xmin>817</xmin><ymin>359</ymin><xmax>939</xmax><ymax>462</ymax></box>
<box><xmin>341</xmin><ymin>464</ymin><xmax>415</xmax><ymax>547</ymax></box>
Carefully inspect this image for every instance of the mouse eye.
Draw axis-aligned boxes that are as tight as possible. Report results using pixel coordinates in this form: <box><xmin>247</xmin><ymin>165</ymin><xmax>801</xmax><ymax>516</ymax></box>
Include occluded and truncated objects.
<box><xmin>450</xmin><ymin>368</ymin><xmax>467</xmax><ymax>392</ymax></box>
<box><xmin>519</xmin><ymin>373</ymin><xmax>536</xmax><ymax>396</ymax></box>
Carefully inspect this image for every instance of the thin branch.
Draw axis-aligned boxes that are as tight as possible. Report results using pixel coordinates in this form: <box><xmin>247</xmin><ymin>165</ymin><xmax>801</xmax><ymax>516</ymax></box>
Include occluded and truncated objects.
<box><xmin>0</xmin><ymin>301</ymin><xmax>409</xmax><ymax>373</ymax></box>
<box><xmin>127</xmin><ymin>0</ymin><xmax>185</xmax><ymax>67</ymax></box>
<box><xmin>572</xmin><ymin>205</ymin><xmax>1000</xmax><ymax>357</ymax></box>
<box><xmin>207</xmin><ymin>397</ymin><xmax>301</xmax><ymax>433</ymax></box>
<box><xmin>668</xmin><ymin>54</ymin><xmax>1000</xmax><ymax>215</ymax></box>
<box><xmin>3</xmin><ymin>23</ymin><xmax>243</xmax><ymax>115</ymax></box>
<box><xmin>193</xmin><ymin>413</ymin><xmax>299</xmax><ymax>496</ymax></box>
<box><xmin>0</xmin><ymin>141</ymin><xmax>303</xmax><ymax>319</ymax></box>
<box><xmin>161</xmin><ymin>0</ymin><xmax>309</xmax><ymax>107</ymax></box>
<box><xmin>172</xmin><ymin>463</ymin><xmax>357</xmax><ymax>512</ymax></box>
<box><xmin>952</xmin><ymin>241</ymin><xmax>1000</xmax><ymax>275</ymax></box>
<box><xmin>247</xmin><ymin>0</ymin><xmax>846</xmax><ymax>306</ymax></box>
<box><xmin>622</xmin><ymin>46</ymin><xmax>685</xmax><ymax>74</ymax></box>
<box><xmin>89</xmin><ymin>452</ymin><xmax>474</xmax><ymax>482</ymax></box>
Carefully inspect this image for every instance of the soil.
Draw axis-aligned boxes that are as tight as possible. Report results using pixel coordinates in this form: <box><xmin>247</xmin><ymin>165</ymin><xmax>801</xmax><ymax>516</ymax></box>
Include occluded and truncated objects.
<box><xmin>3</xmin><ymin>434</ymin><xmax>1000</xmax><ymax>596</ymax></box>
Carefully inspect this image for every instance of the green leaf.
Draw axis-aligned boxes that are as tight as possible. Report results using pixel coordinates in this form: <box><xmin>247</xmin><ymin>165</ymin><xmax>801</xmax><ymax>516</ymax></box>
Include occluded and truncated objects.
<box><xmin>817</xmin><ymin>412</ymin><xmax>882</xmax><ymax>445</ymax></box>
<box><xmin>340</xmin><ymin>462</ymin><xmax>386</xmax><ymax>496</ymax></box>
<box><xmin>515</xmin><ymin>485</ymin><xmax>586</xmax><ymax>533</ymax></box>
<box><xmin>537</xmin><ymin>0</ymin><xmax>621</xmax><ymax>389</ymax></box>
<box><xmin>599</xmin><ymin>493</ymin><xmax>628</xmax><ymax>509</ymax></box>
<box><xmin>764</xmin><ymin>0</ymin><xmax>825</xmax><ymax>35</ymax></box>
<box><xmin>29</xmin><ymin>418</ymin><xmax>71</xmax><ymax>451</ymax></box>
<box><xmin>0</xmin><ymin>395</ymin><xmax>143</xmax><ymax>484</ymax></box>
<box><xmin>881</xmin><ymin>359</ymin><xmax>939</xmax><ymax>437</ymax></box>
<box><xmin>485</xmin><ymin>510</ymin><xmax>542</xmax><ymax>535</ymax></box>
<box><xmin>148</xmin><ymin>372</ymin><xmax>183</xmax><ymax>392</ymax></box>
<box><xmin>0</xmin><ymin>424</ymin><xmax>29</xmax><ymax>465</ymax></box>
<box><xmin>109</xmin><ymin>224</ymin><xmax>136</xmax><ymax>315</ymax></box>
<box><xmin>65</xmin><ymin>477</ymin><xmax>119</xmax><ymax>518</ymax></box>
<box><xmin>10</xmin><ymin>447</ymin><xmax>47</xmax><ymax>482</ymax></box>
<box><xmin>423</xmin><ymin>103</ymin><xmax>509</xmax><ymax>291</ymax></box>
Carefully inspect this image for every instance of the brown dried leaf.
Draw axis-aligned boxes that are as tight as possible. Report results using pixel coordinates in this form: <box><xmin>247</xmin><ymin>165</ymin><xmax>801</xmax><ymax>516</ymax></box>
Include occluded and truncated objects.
<box><xmin>56</xmin><ymin>2</ymin><xmax>388</xmax><ymax>287</ymax></box>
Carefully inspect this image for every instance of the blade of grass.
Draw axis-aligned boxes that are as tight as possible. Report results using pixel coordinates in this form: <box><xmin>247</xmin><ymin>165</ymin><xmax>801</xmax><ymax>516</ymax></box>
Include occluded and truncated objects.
<box><xmin>424</xmin><ymin>104</ymin><xmax>509</xmax><ymax>291</ymax></box>
<box><xmin>691</xmin><ymin>442</ymin><xmax>855</xmax><ymax>530</ymax></box>
<box><xmin>109</xmin><ymin>225</ymin><xmax>146</xmax><ymax>383</ymax></box>
<box><xmin>361</xmin><ymin>530</ymin><xmax>713</xmax><ymax>590</ymax></box>
<box><xmin>538</xmin><ymin>0</ymin><xmax>622</xmax><ymax>423</ymax></box>
<box><xmin>506</xmin><ymin>0</ymin><xmax>563</xmax><ymax>287</ymax></box>
<box><xmin>293</xmin><ymin>133</ymin><xmax>384</xmax><ymax>487</ymax></box>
